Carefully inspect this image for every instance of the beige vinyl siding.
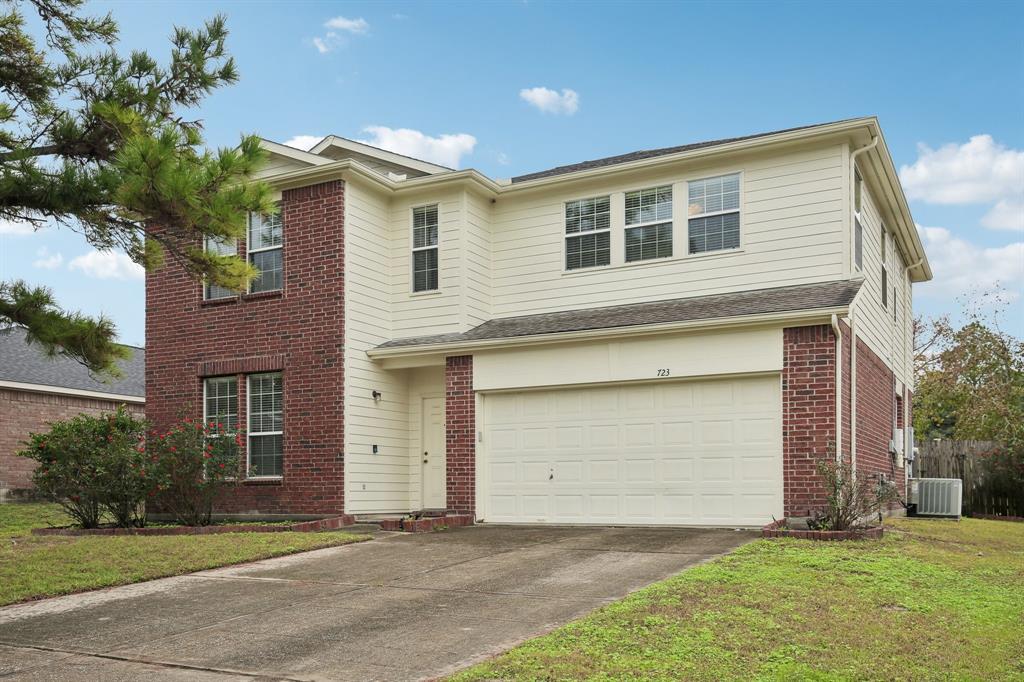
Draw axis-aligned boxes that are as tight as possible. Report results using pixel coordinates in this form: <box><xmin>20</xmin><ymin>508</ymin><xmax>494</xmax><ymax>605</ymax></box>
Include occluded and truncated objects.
<box><xmin>463</xmin><ymin>191</ymin><xmax>493</xmax><ymax>326</ymax></box>
<box><xmin>850</xmin><ymin>174</ymin><xmax>913</xmax><ymax>386</ymax></box>
<box><xmin>343</xmin><ymin>180</ymin><xmax>414</xmax><ymax>513</ymax></box>
<box><xmin>389</xmin><ymin>191</ymin><xmax>466</xmax><ymax>337</ymax></box>
<box><xmin>490</xmin><ymin>145</ymin><xmax>847</xmax><ymax>317</ymax></box>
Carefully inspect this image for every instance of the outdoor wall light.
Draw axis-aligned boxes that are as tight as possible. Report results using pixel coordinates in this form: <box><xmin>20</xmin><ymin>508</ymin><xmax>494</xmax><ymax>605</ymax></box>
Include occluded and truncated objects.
<box><xmin>372</xmin><ymin>390</ymin><xmax>383</xmax><ymax>401</ymax></box>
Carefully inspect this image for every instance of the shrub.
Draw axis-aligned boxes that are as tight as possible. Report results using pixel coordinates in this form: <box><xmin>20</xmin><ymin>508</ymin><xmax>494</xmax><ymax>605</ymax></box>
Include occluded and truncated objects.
<box><xmin>147</xmin><ymin>417</ymin><xmax>241</xmax><ymax>526</ymax></box>
<box><xmin>18</xmin><ymin>407</ymin><xmax>149</xmax><ymax>528</ymax></box>
<box><xmin>810</xmin><ymin>458</ymin><xmax>899</xmax><ymax>531</ymax></box>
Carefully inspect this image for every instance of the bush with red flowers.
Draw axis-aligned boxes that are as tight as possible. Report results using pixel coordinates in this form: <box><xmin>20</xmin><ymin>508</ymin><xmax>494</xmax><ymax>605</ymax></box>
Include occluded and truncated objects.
<box><xmin>18</xmin><ymin>407</ymin><xmax>149</xmax><ymax>528</ymax></box>
<box><xmin>147</xmin><ymin>417</ymin><xmax>242</xmax><ymax>526</ymax></box>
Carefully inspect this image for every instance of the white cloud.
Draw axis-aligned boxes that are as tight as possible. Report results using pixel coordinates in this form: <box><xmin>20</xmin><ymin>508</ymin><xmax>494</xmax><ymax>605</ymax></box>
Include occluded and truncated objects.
<box><xmin>68</xmin><ymin>250</ymin><xmax>144</xmax><ymax>281</ymax></box>
<box><xmin>392</xmin><ymin>13</ymin><xmax>409</xmax><ymax>20</ymax></box>
<box><xmin>324</xmin><ymin>16</ymin><xmax>369</xmax><ymax>34</ymax></box>
<box><xmin>358</xmin><ymin>126</ymin><xmax>476</xmax><ymax>169</ymax></box>
<box><xmin>0</xmin><ymin>218</ymin><xmax>37</xmax><ymax>236</ymax></box>
<box><xmin>899</xmin><ymin>134</ymin><xmax>1024</xmax><ymax>205</ymax></box>
<box><xmin>519</xmin><ymin>87</ymin><xmax>579</xmax><ymax>115</ymax></box>
<box><xmin>282</xmin><ymin>135</ymin><xmax>323</xmax><ymax>151</ymax></box>
<box><xmin>496</xmin><ymin>152</ymin><xmax>510</xmax><ymax>166</ymax></box>
<box><xmin>981</xmin><ymin>199</ymin><xmax>1024</xmax><ymax>232</ymax></box>
<box><xmin>32</xmin><ymin>247</ymin><xmax>63</xmax><ymax>270</ymax></box>
<box><xmin>917</xmin><ymin>225</ymin><xmax>1024</xmax><ymax>302</ymax></box>
<box><xmin>313</xmin><ymin>16</ymin><xmax>368</xmax><ymax>53</ymax></box>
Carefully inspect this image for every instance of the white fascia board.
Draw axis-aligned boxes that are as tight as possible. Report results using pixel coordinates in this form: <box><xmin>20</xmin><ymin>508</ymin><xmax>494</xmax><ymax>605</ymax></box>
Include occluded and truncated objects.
<box><xmin>258</xmin><ymin>139</ymin><xmax>333</xmax><ymax>166</ymax></box>
<box><xmin>309</xmin><ymin>135</ymin><xmax>452</xmax><ymax>175</ymax></box>
<box><xmin>0</xmin><ymin>379</ymin><xmax>144</xmax><ymax>403</ymax></box>
<box><xmin>366</xmin><ymin>306</ymin><xmax>850</xmax><ymax>363</ymax></box>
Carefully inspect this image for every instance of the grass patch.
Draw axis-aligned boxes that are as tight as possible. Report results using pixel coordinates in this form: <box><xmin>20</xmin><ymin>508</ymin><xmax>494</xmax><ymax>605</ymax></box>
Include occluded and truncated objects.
<box><xmin>0</xmin><ymin>503</ymin><xmax>370</xmax><ymax>606</ymax></box>
<box><xmin>451</xmin><ymin>518</ymin><xmax>1024</xmax><ymax>681</ymax></box>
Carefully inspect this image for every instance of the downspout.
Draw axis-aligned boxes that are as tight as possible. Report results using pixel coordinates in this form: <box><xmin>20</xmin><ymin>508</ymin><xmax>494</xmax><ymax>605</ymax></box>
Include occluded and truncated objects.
<box><xmin>847</xmin><ymin>136</ymin><xmax>878</xmax><ymax>476</ymax></box>
<box><xmin>830</xmin><ymin>314</ymin><xmax>843</xmax><ymax>463</ymax></box>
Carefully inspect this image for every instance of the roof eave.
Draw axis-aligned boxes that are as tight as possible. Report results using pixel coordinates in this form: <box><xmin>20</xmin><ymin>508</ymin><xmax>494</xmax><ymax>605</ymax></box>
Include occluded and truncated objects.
<box><xmin>366</xmin><ymin>305</ymin><xmax>851</xmax><ymax>363</ymax></box>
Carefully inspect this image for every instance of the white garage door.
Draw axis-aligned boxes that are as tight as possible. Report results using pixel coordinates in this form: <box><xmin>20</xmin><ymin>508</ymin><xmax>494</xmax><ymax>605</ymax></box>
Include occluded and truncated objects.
<box><xmin>481</xmin><ymin>375</ymin><xmax>782</xmax><ymax>526</ymax></box>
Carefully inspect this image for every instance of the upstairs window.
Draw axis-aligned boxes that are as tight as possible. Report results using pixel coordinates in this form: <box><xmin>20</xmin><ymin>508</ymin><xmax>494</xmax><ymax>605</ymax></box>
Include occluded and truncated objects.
<box><xmin>412</xmin><ymin>205</ymin><xmax>439</xmax><ymax>292</ymax></box>
<box><xmin>248</xmin><ymin>210</ymin><xmax>283</xmax><ymax>293</ymax></box>
<box><xmin>688</xmin><ymin>173</ymin><xmax>740</xmax><ymax>254</ymax></box>
<box><xmin>248</xmin><ymin>372</ymin><xmax>283</xmax><ymax>478</ymax></box>
<box><xmin>203</xmin><ymin>236</ymin><xmax>237</xmax><ymax>300</ymax></box>
<box><xmin>565</xmin><ymin>196</ymin><xmax>611</xmax><ymax>270</ymax></box>
<box><xmin>625</xmin><ymin>186</ymin><xmax>672</xmax><ymax>262</ymax></box>
<box><xmin>881</xmin><ymin>226</ymin><xmax>889</xmax><ymax>308</ymax></box>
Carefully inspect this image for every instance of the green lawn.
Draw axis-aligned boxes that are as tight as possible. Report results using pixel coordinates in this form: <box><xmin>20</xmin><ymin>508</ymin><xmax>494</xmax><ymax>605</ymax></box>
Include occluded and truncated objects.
<box><xmin>0</xmin><ymin>503</ymin><xmax>370</xmax><ymax>607</ymax></box>
<box><xmin>452</xmin><ymin>518</ymin><xmax>1024</xmax><ymax>681</ymax></box>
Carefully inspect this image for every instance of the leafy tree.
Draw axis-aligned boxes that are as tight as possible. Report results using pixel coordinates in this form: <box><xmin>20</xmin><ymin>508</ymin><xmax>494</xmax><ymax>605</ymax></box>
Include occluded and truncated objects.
<box><xmin>913</xmin><ymin>292</ymin><xmax>1024</xmax><ymax>451</ymax></box>
<box><xmin>1</xmin><ymin>0</ymin><xmax>271</xmax><ymax>374</ymax></box>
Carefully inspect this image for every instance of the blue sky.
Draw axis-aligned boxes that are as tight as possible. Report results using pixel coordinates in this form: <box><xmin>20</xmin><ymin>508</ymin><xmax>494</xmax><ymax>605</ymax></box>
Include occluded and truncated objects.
<box><xmin>2</xmin><ymin>0</ymin><xmax>1022</xmax><ymax>346</ymax></box>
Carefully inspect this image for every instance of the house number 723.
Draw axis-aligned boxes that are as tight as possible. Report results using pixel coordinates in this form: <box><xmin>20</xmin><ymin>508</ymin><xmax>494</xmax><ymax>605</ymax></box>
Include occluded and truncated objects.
<box><xmin>656</xmin><ymin>368</ymin><xmax>670</xmax><ymax>377</ymax></box>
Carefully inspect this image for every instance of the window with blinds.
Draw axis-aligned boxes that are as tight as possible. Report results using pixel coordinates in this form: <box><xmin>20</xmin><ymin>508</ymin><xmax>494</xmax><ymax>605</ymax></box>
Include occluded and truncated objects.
<box><xmin>688</xmin><ymin>173</ymin><xmax>740</xmax><ymax>254</ymax></box>
<box><xmin>565</xmin><ymin>196</ymin><xmax>611</xmax><ymax>270</ymax></box>
<box><xmin>412</xmin><ymin>205</ymin><xmax>439</xmax><ymax>292</ymax></box>
<box><xmin>625</xmin><ymin>186</ymin><xmax>672</xmax><ymax>262</ymax></box>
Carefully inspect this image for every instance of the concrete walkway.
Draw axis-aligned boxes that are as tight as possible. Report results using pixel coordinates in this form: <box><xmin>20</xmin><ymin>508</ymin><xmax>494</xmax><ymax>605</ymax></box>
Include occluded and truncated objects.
<box><xmin>0</xmin><ymin>525</ymin><xmax>755</xmax><ymax>681</ymax></box>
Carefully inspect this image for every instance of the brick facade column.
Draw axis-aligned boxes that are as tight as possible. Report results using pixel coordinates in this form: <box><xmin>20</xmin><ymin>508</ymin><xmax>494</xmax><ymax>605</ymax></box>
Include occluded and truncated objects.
<box><xmin>782</xmin><ymin>324</ymin><xmax>837</xmax><ymax>517</ymax></box>
<box><xmin>445</xmin><ymin>355</ymin><xmax>475</xmax><ymax>516</ymax></box>
<box><xmin>145</xmin><ymin>180</ymin><xmax>345</xmax><ymax>515</ymax></box>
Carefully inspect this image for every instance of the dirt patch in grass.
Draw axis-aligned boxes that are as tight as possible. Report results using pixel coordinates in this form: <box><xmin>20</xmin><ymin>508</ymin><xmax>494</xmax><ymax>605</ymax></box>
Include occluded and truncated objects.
<box><xmin>0</xmin><ymin>503</ymin><xmax>370</xmax><ymax>606</ymax></box>
<box><xmin>450</xmin><ymin>517</ymin><xmax>1024</xmax><ymax>681</ymax></box>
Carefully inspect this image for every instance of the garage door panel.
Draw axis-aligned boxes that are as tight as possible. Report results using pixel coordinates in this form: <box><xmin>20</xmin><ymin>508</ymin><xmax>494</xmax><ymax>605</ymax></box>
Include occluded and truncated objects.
<box><xmin>483</xmin><ymin>375</ymin><xmax>782</xmax><ymax>525</ymax></box>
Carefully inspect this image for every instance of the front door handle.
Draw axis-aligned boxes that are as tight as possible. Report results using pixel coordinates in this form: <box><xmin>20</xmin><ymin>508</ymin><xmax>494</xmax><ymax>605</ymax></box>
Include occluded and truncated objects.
<box><xmin>423</xmin><ymin>451</ymin><xmax>429</xmax><ymax>464</ymax></box>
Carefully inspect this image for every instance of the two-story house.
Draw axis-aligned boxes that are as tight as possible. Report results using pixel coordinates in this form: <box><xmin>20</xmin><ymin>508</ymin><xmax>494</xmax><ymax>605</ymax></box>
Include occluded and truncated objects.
<box><xmin>145</xmin><ymin>116</ymin><xmax>930</xmax><ymax>525</ymax></box>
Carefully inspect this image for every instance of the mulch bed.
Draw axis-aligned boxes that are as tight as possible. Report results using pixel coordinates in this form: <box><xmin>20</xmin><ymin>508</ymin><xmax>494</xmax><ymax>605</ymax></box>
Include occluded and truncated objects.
<box><xmin>31</xmin><ymin>514</ymin><xmax>356</xmax><ymax>536</ymax></box>
<box><xmin>762</xmin><ymin>518</ymin><xmax>884</xmax><ymax>541</ymax></box>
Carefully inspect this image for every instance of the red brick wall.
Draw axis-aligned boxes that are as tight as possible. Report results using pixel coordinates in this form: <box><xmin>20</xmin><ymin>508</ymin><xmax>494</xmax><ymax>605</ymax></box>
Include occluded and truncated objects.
<box><xmin>782</xmin><ymin>325</ymin><xmax>837</xmax><ymax>517</ymax></box>
<box><xmin>0</xmin><ymin>389</ymin><xmax>144</xmax><ymax>491</ymax></box>
<box><xmin>145</xmin><ymin>180</ymin><xmax>346</xmax><ymax>515</ymax></box>
<box><xmin>445</xmin><ymin>356</ymin><xmax>475</xmax><ymax>516</ymax></box>
<box><xmin>855</xmin><ymin>338</ymin><xmax>906</xmax><ymax>498</ymax></box>
<box><xmin>840</xmin><ymin>320</ymin><xmax>852</xmax><ymax>465</ymax></box>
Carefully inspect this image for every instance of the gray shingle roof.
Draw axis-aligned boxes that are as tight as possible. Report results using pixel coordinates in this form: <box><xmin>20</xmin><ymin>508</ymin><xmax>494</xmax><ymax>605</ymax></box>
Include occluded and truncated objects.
<box><xmin>376</xmin><ymin>279</ymin><xmax>862</xmax><ymax>351</ymax></box>
<box><xmin>0</xmin><ymin>327</ymin><xmax>144</xmax><ymax>398</ymax></box>
<box><xmin>510</xmin><ymin>119</ymin><xmax>858</xmax><ymax>184</ymax></box>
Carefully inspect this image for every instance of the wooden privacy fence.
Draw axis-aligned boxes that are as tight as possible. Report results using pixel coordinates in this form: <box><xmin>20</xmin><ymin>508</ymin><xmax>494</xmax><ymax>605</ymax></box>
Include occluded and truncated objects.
<box><xmin>914</xmin><ymin>440</ymin><xmax>1023</xmax><ymax>517</ymax></box>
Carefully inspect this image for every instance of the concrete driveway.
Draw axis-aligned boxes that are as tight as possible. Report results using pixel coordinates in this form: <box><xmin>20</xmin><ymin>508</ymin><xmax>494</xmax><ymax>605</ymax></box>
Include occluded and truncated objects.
<box><xmin>0</xmin><ymin>525</ymin><xmax>755</xmax><ymax>681</ymax></box>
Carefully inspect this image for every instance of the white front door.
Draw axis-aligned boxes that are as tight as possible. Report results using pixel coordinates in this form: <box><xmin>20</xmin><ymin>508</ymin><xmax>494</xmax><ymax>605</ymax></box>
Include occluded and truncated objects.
<box><xmin>481</xmin><ymin>375</ymin><xmax>782</xmax><ymax>525</ymax></box>
<box><xmin>420</xmin><ymin>396</ymin><xmax>446</xmax><ymax>509</ymax></box>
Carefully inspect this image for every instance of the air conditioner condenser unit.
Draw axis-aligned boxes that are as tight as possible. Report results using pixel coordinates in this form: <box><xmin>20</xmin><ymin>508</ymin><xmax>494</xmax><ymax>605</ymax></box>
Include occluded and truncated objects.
<box><xmin>908</xmin><ymin>478</ymin><xmax>962</xmax><ymax>518</ymax></box>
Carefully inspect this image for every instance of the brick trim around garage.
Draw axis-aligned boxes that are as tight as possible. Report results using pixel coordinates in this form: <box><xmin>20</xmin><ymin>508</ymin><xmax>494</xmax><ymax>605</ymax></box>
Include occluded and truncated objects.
<box><xmin>445</xmin><ymin>355</ymin><xmax>475</xmax><ymax>516</ymax></box>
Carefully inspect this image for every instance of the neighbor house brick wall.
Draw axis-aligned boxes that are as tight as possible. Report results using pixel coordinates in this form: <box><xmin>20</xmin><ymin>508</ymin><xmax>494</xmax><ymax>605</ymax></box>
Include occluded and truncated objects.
<box><xmin>854</xmin><ymin>337</ymin><xmax>906</xmax><ymax>498</ymax></box>
<box><xmin>0</xmin><ymin>388</ymin><xmax>143</xmax><ymax>491</ymax></box>
<box><xmin>445</xmin><ymin>355</ymin><xmax>475</xmax><ymax>516</ymax></box>
<box><xmin>840</xmin><ymin>320</ymin><xmax>852</xmax><ymax>465</ymax></box>
<box><xmin>782</xmin><ymin>324</ymin><xmax>837</xmax><ymax>517</ymax></box>
<box><xmin>145</xmin><ymin>179</ymin><xmax>346</xmax><ymax>515</ymax></box>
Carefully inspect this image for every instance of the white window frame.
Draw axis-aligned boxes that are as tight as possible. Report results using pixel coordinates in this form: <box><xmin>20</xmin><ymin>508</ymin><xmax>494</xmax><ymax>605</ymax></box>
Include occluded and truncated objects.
<box><xmin>246</xmin><ymin>209</ymin><xmax>283</xmax><ymax>294</ymax></box>
<box><xmin>203</xmin><ymin>376</ymin><xmax>238</xmax><ymax>479</ymax></box>
<box><xmin>202</xmin><ymin>236</ymin><xmax>238</xmax><ymax>301</ymax></box>
<box><xmin>686</xmin><ymin>172</ymin><xmax>742</xmax><ymax>256</ymax></box>
<box><xmin>881</xmin><ymin>225</ymin><xmax>889</xmax><ymax>309</ymax></box>
<box><xmin>410</xmin><ymin>204</ymin><xmax>440</xmax><ymax>294</ymax></box>
<box><xmin>563</xmin><ymin>194</ymin><xmax>612</xmax><ymax>272</ymax></box>
<box><xmin>624</xmin><ymin>185</ymin><xmax>673</xmax><ymax>263</ymax></box>
<box><xmin>247</xmin><ymin>372</ymin><xmax>283</xmax><ymax>479</ymax></box>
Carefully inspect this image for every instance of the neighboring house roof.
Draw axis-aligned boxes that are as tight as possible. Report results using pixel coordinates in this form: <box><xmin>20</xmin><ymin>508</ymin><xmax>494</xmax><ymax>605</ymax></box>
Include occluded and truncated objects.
<box><xmin>510</xmin><ymin>119</ymin><xmax>858</xmax><ymax>183</ymax></box>
<box><xmin>0</xmin><ymin>327</ymin><xmax>145</xmax><ymax>400</ymax></box>
<box><xmin>375</xmin><ymin>279</ymin><xmax>863</xmax><ymax>351</ymax></box>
